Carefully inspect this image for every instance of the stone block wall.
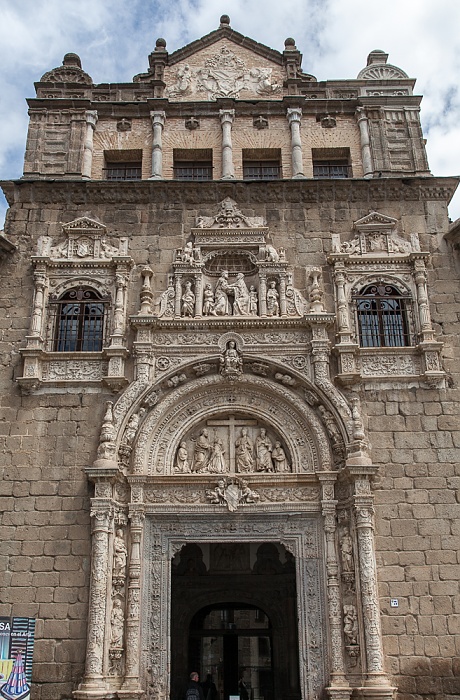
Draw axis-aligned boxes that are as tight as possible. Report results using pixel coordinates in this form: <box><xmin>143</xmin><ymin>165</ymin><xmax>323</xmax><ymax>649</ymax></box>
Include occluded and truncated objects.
<box><xmin>0</xmin><ymin>179</ymin><xmax>459</xmax><ymax>699</ymax></box>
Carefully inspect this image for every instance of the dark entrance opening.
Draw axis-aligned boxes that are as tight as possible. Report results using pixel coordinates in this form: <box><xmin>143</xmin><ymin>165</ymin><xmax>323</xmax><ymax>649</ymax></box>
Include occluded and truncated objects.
<box><xmin>170</xmin><ymin>543</ymin><xmax>300</xmax><ymax>700</ymax></box>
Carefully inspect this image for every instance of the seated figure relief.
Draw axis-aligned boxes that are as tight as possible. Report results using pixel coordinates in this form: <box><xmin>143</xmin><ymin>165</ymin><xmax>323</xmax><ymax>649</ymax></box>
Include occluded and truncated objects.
<box><xmin>173</xmin><ymin>420</ymin><xmax>291</xmax><ymax>474</ymax></box>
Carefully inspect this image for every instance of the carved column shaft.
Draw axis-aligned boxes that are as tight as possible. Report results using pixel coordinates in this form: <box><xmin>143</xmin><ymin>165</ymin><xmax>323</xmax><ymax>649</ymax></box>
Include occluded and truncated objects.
<box><xmin>194</xmin><ymin>274</ymin><xmax>203</xmax><ymax>318</ymax></box>
<box><xmin>150</xmin><ymin>111</ymin><xmax>165</xmax><ymax>180</ymax></box>
<box><xmin>414</xmin><ymin>264</ymin><xmax>433</xmax><ymax>337</ymax></box>
<box><xmin>139</xmin><ymin>267</ymin><xmax>154</xmax><ymax>315</ymax></box>
<box><xmin>112</xmin><ymin>275</ymin><xmax>127</xmax><ymax>338</ymax></box>
<box><xmin>30</xmin><ymin>271</ymin><xmax>47</xmax><ymax>337</ymax></box>
<box><xmin>356</xmin><ymin>108</ymin><xmax>373</xmax><ymax>178</ymax></box>
<box><xmin>259</xmin><ymin>274</ymin><xmax>267</xmax><ymax>317</ymax></box>
<box><xmin>174</xmin><ymin>275</ymin><xmax>182</xmax><ymax>318</ymax></box>
<box><xmin>82</xmin><ymin>110</ymin><xmax>98</xmax><ymax>179</ymax></box>
<box><xmin>353</xmin><ymin>479</ymin><xmax>389</xmax><ymax>686</ymax></box>
<box><xmin>82</xmin><ymin>506</ymin><xmax>113</xmax><ymax>687</ymax></box>
<box><xmin>122</xmin><ymin>510</ymin><xmax>145</xmax><ymax>691</ymax></box>
<box><xmin>320</xmin><ymin>478</ymin><xmax>349</xmax><ymax>687</ymax></box>
<box><xmin>279</xmin><ymin>275</ymin><xmax>287</xmax><ymax>317</ymax></box>
<box><xmin>335</xmin><ymin>269</ymin><xmax>351</xmax><ymax>335</ymax></box>
<box><xmin>220</xmin><ymin>109</ymin><xmax>235</xmax><ymax>180</ymax></box>
<box><xmin>287</xmin><ymin>108</ymin><xmax>305</xmax><ymax>178</ymax></box>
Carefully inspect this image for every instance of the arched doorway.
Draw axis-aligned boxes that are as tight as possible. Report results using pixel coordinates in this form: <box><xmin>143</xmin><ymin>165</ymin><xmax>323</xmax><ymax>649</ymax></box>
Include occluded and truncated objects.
<box><xmin>170</xmin><ymin>543</ymin><xmax>300</xmax><ymax>700</ymax></box>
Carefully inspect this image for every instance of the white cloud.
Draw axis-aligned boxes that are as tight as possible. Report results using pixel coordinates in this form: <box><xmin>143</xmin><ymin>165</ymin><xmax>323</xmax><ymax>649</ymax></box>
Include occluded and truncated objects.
<box><xmin>1</xmin><ymin>0</ymin><xmax>459</xmax><ymax>227</ymax></box>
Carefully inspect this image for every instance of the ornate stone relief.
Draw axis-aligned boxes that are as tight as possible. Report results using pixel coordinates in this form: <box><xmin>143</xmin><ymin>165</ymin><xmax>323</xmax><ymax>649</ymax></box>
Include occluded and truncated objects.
<box><xmin>19</xmin><ymin>215</ymin><xmax>133</xmax><ymax>392</ymax></box>
<box><xmin>165</xmin><ymin>46</ymin><xmax>282</xmax><ymax>100</ymax></box>
<box><xmin>206</xmin><ymin>477</ymin><xmax>260</xmax><ymax>511</ymax></box>
<box><xmin>328</xmin><ymin>210</ymin><xmax>444</xmax><ymax>387</ymax></box>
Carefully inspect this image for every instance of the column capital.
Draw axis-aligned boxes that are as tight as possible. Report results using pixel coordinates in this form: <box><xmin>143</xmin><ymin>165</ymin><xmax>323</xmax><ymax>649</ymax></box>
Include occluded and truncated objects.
<box><xmin>85</xmin><ymin>109</ymin><xmax>98</xmax><ymax>128</ymax></box>
<box><xmin>287</xmin><ymin>106</ymin><xmax>302</xmax><ymax>124</ymax></box>
<box><xmin>150</xmin><ymin>110</ymin><xmax>166</xmax><ymax>127</ymax></box>
<box><xmin>355</xmin><ymin>106</ymin><xmax>367</xmax><ymax>122</ymax></box>
<box><xmin>219</xmin><ymin>108</ymin><xmax>235</xmax><ymax>124</ymax></box>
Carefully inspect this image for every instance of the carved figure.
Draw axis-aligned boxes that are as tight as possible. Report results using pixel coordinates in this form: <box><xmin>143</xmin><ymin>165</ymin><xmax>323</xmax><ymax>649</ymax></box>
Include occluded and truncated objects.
<box><xmin>249</xmin><ymin>286</ymin><xmax>258</xmax><ymax>315</ymax></box>
<box><xmin>168</xmin><ymin>63</ymin><xmax>192</xmax><ymax>98</ymax></box>
<box><xmin>220</xmin><ymin>341</ymin><xmax>243</xmax><ymax>378</ymax></box>
<box><xmin>235</xmin><ymin>428</ymin><xmax>254</xmax><ymax>472</ymax></box>
<box><xmin>192</xmin><ymin>429</ymin><xmax>211</xmax><ymax>472</ymax></box>
<box><xmin>175</xmin><ymin>442</ymin><xmax>190</xmax><ymax>473</ymax></box>
<box><xmin>230</xmin><ymin>273</ymin><xmax>250</xmax><ymax>315</ymax></box>
<box><xmin>202</xmin><ymin>283</ymin><xmax>215</xmax><ymax>315</ymax></box>
<box><xmin>208</xmin><ymin>438</ymin><xmax>227</xmax><ymax>473</ymax></box>
<box><xmin>255</xmin><ymin>428</ymin><xmax>274</xmax><ymax>472</ymax></box>
<box><xmin>340</xmin><ymin>530</ymin><xmax>354</xmax><ymax>573</ymax></box>
<box><xmin>265</xmin><ymin>244</ymin><xmax>280</xmax><ymax>262</ymax></box>
<box><xmin>272</xmin><ymin>441</ymin><xmax>290</xmax><ymax>472</ymax></box>
<box><xmin>213</xmin><ymin>270</ymin><xmax>231</xmax><ymax>315</ymax></box>
<box><xmin>248</xmin><ymin>67</ymin><xmax>281</xmax><ymax>95</ymax></box>
<box><xmin>110</xmin><ymin>599</ymin><xmax>124</xmax><ymax>648</ymax></box>
<box><xmin>181</xmin><ymin>281</ymin><xmax>195</xmax><ymax>317</ymax></box>
<box><xmin>343</xmin><ymin>605</ymin><xmax>358</xmax><ymax>646</ymax></box>
<box><xmin>113</xmin><ymin>529</ymin><xmax>127</xmax><ymax>578</ymax></box>
<box><xmin>124</xmin><ymin>409</ymin><xmax>145</xmax><ymax>446</ymax></box>
<box><xmin>240</xmin><ymin>480</ymin><xmax>260</xmax><ymax>504</ymax></box>
<box><xmin>266</xmin><ymin>281</ymin><xmax>280</xmax><ymax>316</ymax></box>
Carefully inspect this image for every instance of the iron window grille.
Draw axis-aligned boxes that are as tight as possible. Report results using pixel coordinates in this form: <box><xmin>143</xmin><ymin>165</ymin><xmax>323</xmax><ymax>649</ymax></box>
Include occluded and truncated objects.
<box><xmin>353</xmin><ymin>284</ymin><xmax>412</xmax><ymax>348</ymax></box>
<box><xmin>243</xmin><ymin>161</ymin><xmax>281</xmax><ymax>180</ymax></box>
<box><xmin>52</xmin><ymin>288</ymin><xmax>110</xmax><ymax>352</ymax></box>
<box><xmin>104</xmin><ymin>163</ymin><xmax>142</xmax><ymax>181</ymax></box>
<box><xmin>174</xmin><ymin>161</ymin><xmax>213</xmax><ymax>181</ymax></box>
<box><xmin>313</xmin><ymin>160</ymin><xmax>351</xmax><ymax>179</ymax></box>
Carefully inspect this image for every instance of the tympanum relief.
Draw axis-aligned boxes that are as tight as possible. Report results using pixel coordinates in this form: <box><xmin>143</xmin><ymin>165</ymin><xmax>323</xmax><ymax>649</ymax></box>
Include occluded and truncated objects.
<box><xmin>174</xmin><ymin>416</ymin><xmax>291</xmax><ymax>475</ymax></box>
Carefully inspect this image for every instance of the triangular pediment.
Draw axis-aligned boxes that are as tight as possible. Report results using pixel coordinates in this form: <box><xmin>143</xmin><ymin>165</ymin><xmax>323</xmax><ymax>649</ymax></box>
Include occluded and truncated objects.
<box><xmin>62</xmin><ymin>216</ymin><xmax>106</xmax><ymax>235</ymax></box>
<box><xmin>353</xmin><ymin>211</ymin><xmax>398</xmax><ymax>231</ymax></box>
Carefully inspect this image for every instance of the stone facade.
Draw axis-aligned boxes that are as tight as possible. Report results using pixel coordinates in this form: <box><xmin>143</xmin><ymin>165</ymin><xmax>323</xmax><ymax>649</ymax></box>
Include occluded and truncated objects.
<box><xmin>0</xmin><ymin>15</ymin><xmax>459</xmax><ymax>700</ymax></box>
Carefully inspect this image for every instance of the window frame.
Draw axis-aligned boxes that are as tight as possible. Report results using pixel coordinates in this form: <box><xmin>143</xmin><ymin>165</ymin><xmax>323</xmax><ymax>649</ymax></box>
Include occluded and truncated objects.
<box><xmin>51</xmin><ymin>287</ymin><xmax>110</xmax><ymax>352</ymax></box>
<box><xmin>353</xmin><ymin>283</ymin><xmax>412</xmax><ymax>348</ymax></box>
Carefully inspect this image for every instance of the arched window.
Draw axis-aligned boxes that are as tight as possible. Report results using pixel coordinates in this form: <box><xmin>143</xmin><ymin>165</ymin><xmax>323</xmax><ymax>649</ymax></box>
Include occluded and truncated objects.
<box><xmin>53</xmin><ymin>287</ymin><xmax>109</xmax><ymax>352</ymax></box>
<box><xmin>354</xmin><ymin>283</ymin><xmax>411</xmax><ymax>347</ymax></box>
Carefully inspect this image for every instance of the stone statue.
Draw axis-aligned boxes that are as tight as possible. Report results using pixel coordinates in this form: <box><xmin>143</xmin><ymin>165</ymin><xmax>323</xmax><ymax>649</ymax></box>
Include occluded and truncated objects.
<box><xmin>110</xmin><ymin>599</ymin><xmax>124</xmax><ymax>648</ymax></box>
<box><xmin>202</xmin><ymin>283</ymin><xmax>215</xmax><ymax>315</ymax></box>
<box><xmin>208</xmin><ymin>438</ymin><xmax>227</xmax><ymax>473</ymax></box>
<box><xmin>123</xmin><ymin>409</ymin><xmax>145</xmax><ymax>447</ymax></box>
<box><xmin>230</xmin><ymin>273</ymin><xmax>250</xmax><ymax>315</ymax></box>
<box><xmin>340</xmin><ymin>530</ymin><xmax>354</xmax><ymax>573</ymax></box>
<box><xmin>213</xmin><ymin>270</ymin><xmax>231</xmax><ymax>315</ymax></box>
<box><xmin>240</xmin><ymin>480</ymin><xmax>260</xmax><ymax>504</ymax></box>
<box><xmin>181</xmin><ymin>281</ymin><xmax>195</xmax><ymax>317</ymax></box>
<box><xmin>265</xmin><ymin>244</ymin><xmax>280</xmax><ymax>262</ymax></box>
<box><xmin>266</xmin><ymin>281</ymin><xmax>280</xmax><ymax>316</ymax></box>
<box><xmin>255</xmin><ymin>428</ymin><xmax>274</xmax><ymax>472</ymax></box>
<box><xmin>220</xmin><ymin>341</ymin><xmax>242</xmax><ymax>378</ymax></box>
<box><xmin>175</xmin><ymin>442</ymin><xmax>190</xmax><ymax>473</ymax></box>
<box><xmin>113</xmin><ymin>529</ymin><xmax>127</xmax><ymax>579</ymax></box>
<box><xmin>343</xmin><ymin>604</ymin><xmax>358</xmax><ymax>646</ymax></box>
<box><xmin>192</xmin><ymin>429</ymin><xmax>211</xmax><ymax>472</ymax></box>
<box><xmin>235</xmin><ymin>428</ymin><xmax>254</xmax><ymax>472</ymax></box>
<box><xmin>272</xmin><ymin>441</ymin><xmax>290</xmax><ymax>472</ymax></box>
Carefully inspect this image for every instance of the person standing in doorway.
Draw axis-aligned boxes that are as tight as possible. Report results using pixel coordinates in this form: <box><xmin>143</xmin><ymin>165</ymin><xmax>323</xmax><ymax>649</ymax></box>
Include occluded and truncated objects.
<box><xmin>185</xmin><ymin>672</ymin><xmax>205</xmax><ymax>700</ymax></box>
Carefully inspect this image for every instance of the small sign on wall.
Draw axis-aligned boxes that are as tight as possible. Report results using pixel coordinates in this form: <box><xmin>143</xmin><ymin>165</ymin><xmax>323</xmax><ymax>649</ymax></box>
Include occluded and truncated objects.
<box><xmin>0</xmin><ymin>617</ymin><xmax>36</xmax><ymax>700</ymax></box>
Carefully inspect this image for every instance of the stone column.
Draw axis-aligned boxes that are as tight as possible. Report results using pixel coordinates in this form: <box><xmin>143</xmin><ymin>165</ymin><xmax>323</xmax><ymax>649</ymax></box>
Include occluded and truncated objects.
<box><xmin>139</xmin><ymin>267</ymin><xmax>154</xmax><ymax>315</ymax></box>
<box><xmin>287</xmin><ymin>107</ymin><xmax>305</xmax><ymax>178</ymax></box>
<box><xmin>111</xmin><ymin>274</ymin><xmax>127</xmax><ymax>341</ymax></box>
<box><xmin>414</xmin><ymin>260</ymin><xmax>435</xmax><ymax>341</ymax></box>
<box><xmin>121</xmin><ymin>509</ymin><xmax>145</xmax><ymax>694</ymax></box>
<box><xmin>334</xmin><ymin>267</ymin><xmax>352</xmax><ymax>339</ymax></box>
<box><xmin>319</xmin><ymin>474</ymin><xmax>350</xmax><ymax>698</ymax></box>
<box><xmin>150</xmin><ymin>111</ymin><xmax>166</xmax><ymax>179</ymax></box>
<box><xmin>279</xmin><ymin>275</ymin><xmax>287</xmax><ymax>317</ymax></box>
<box><xmin>219</xmin><ymin>109</ymin><xmax>235</xmax><ymax>180</ymax></box>
<box><xmin>30</xmin><ymin>270</ymin><xmax>47</xmax><ymax>339</ymax></box>
<box><xmin>352</xmin><ymin>473</ymin><xmax>393</xmax><ymax>693</ymax></box>
<box><xmin>174</xmin><ymin>275</ymin><xmax>182</xmax><ymax>318</ymax></box>
<box><xmin>77</xmin><ymin>504</ymin><xmax>113</xmax><ymax>693</ymax></box>
<box><xmin>82</xmin><ymin>110</ymin><xmax>98</xmax><ymax>179</ymax></box>
<box><xmin>259</xmin><ymin>273</ymin><xmax>267</xmax><ymax>317</ymax></box>
<box><xmin>356</xmin><ymin>108</ymin><xmax>373</xmax><ymax>178</ymax></box>
<box><xmin>194</xmin><ymin>273</ymin><xmax>203</xmax><ymax>318</ymax></box>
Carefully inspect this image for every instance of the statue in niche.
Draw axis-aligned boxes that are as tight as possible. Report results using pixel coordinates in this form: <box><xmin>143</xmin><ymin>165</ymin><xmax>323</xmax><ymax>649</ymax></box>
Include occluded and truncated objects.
<box><xmin>340</xmin><ymin>529</ymin><xmax>354</xmax><ymax>573</ymax></box>
<box><xmin>235</xmin><ymin>427</ymin><xmax>254</xmax><ymax>472</ymax></box>
<box><xmin>123</xmin><ymin>408</ymin><xmax>145</xmax><ymax>447</ymax></box>
<box><xmin>113</xmin><ymin>529</ymin><xmax>127</xmax><ymax>579</ymax></box>
<box><xmin>110</xmin><ymin>599</ymin><xmax>124</xmax><ymax>648</ymax></box>
<box><xmin>266</xmin><ymin>281</ymin><xmax>280</xmax><ymax>316</ymax></box>
<box><xmin>192</xmin><ymin>428</ymin><xmax>211</xmax><ymax>472</ymax></box>
<box><xmin>202</xmin><ymin>283</ymin><xmax>215</xmax><ymax>315</ymax></box>
<box><xmin>208</xmin><ymin>437</ymin><xmax>227</xmax><ymax>473</ymax></box>
<box><xmin>213</xmin><ymin>270</ymin><xmax>231</xmax><ymax>315</ymax></box>
<box><xmin>343</xmin><ymin>605</ymin><xmax>358</xmax><ymax>646</ymax></box>
<box><xmin>181</xmin><ymin>280</ymin><xmax>195</xmax><ymax>317</ymax></box>
<box><xmin>255</xmin><ymin>428</ymin><xmax>274</xmax><ymax>472</ymax></box>
<box><xmin>175</xmin><ymin>442</ymin><xmax>190</xmax><ymax>473</ymax></box>
<box><xmin>249</xmin><ymin>286</ymin><xmax>258</xmax><ymax>315</ymax></box>
<box><xmin>220</xmin><ymin>341</ymin><xmax>243</xmax><ymax>378</ymax></box>
<box><xmin>230</xmin><ymin>273</ymin><xmax>250</xmax><ymax>315</ymax></box>
<box><xmin>272</xmin><ymin>441</ymin><xmax>290</xmax><ymax>472</ymax></box>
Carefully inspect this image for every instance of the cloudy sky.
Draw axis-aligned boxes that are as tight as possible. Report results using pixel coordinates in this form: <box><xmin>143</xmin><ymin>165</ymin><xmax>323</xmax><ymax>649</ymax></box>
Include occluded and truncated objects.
<box><xmin>1</xmin><ymin>0</ymin><xmax>459</xmax><ymax>227</ymax></box>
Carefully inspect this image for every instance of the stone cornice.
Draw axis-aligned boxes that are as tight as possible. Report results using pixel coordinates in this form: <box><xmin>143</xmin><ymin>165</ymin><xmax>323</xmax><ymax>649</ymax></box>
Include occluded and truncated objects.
<box><xmin>2</xmin><ymin>176</ymin><xmax>458</xmax><ymax>207</ymax></box>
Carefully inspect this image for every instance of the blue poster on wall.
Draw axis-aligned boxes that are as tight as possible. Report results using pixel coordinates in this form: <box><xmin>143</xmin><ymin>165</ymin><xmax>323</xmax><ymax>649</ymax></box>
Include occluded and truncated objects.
<box><xmin>0</xmin><ymin>618</ymin><xmax>35</xmax><ymax>700</ymax></box>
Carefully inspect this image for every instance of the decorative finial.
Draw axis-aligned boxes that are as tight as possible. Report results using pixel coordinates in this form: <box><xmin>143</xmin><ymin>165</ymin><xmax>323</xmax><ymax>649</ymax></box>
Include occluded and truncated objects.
<box><xmin>155</xmin><ymin>37</ymin><xmax>167</xmax><ymax>51</ymax></box>
<box><xmin>220</xmin><ymin>14</ymin><xmax>230</xmax><ymax>27</ymax></box>
<box><xmin>284</xmin><ymin>37</ymin><xmax>296</xmax><ymax>49</ymax></box>
<box><xmin>63</xmin><ymin>53</ymin><xmax>82</xmax><ymax>68</ymax></box>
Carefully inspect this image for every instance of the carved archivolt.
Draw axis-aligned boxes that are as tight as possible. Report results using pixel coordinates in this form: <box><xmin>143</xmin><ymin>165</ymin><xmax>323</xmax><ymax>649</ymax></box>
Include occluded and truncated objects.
<box><xmin>129</xmin><ymin>374</ymin><xmax>333</xmax><ymax>475</ymax></box>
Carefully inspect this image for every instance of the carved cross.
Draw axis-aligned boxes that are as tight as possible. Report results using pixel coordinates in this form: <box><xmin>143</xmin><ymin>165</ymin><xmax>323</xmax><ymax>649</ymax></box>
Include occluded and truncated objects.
<box><xmin>206</xmin><ymin>415</ymin><xmax>258</xmax><ymax>471</ymax></box>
